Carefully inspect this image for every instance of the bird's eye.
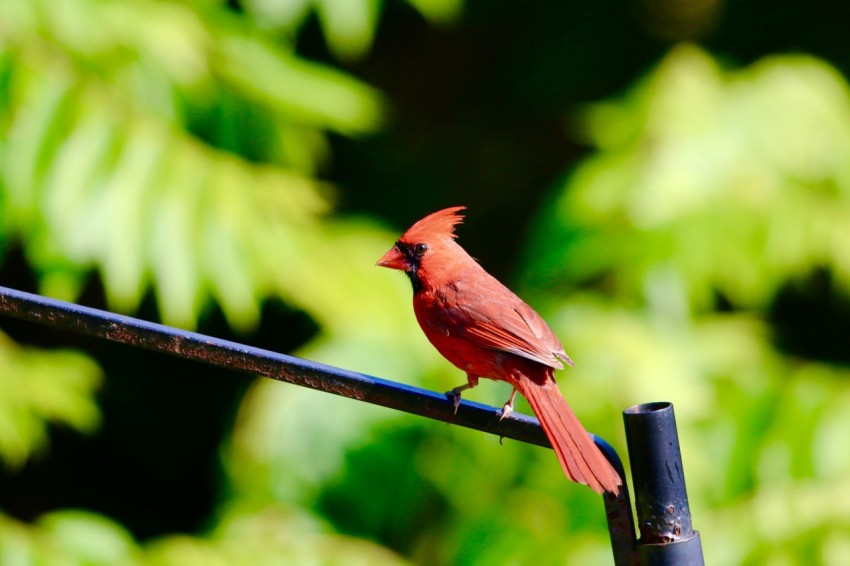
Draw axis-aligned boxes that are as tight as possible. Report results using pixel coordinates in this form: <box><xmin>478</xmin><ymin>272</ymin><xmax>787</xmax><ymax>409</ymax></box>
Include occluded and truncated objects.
<box><xmin>413</xmin><ymin>243</ymin><xmax>429</xmax><ymax>255</ymax></box>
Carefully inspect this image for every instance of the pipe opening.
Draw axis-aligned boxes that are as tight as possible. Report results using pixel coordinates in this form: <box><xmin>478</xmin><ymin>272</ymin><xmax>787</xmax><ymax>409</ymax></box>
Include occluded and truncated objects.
<box><xmin>623</xmin><ymin>401</ymin><xmax>672</xmax><ymax>415</ymax></box>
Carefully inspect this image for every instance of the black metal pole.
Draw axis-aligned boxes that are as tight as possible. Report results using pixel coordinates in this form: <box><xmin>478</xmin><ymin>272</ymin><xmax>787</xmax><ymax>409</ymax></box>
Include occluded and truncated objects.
<box><xmin>594</xmin><ymin>435</ymin><xmax>639</xmax><ymax>566</ymax></box>
<box><xmin>623</xmin><ymin>402</ymin><xmax>704</xmax><ymax>566</ymax></box>
<box><xmin>0</xmin><ymin>286</ymin><xmax>549</xmax><ymax>447</ymax></box>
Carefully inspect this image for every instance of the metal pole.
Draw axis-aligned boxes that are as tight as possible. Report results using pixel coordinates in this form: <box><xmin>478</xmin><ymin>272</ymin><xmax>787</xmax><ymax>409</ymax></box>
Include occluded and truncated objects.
<box><xmin>0</xmin><ymin>286</ymin><xmax>549</xmax><ymax>447</ymax></box>
<box><xmin>594</xmin><ymin>435</ymin><xmax>639</xmax><ymax>566</ymax></box>
<box><xmin>623</xmin><ymin>402</ymin><xmax>704</xmax><ymax>565</ymax></box>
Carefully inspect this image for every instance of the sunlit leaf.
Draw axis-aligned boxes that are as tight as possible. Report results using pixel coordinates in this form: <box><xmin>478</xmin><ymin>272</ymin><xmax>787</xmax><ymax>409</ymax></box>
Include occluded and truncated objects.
<box><xmin>315</xmin><ymin>0</ymin><xmax>380</xmax><ymax>61</ymax></box>
<box><xmin>242</xmin><ymin>0</ymin><xmax>463</xmax><ymax>59</ymax></box>
<box><xmin>216</xmin><ymin>33</ymin><xmax>384</xmax><ymax>134</ymax></box>
<box><xmin>0</xmin><ymin>331</ymin><xmax>100</xmax><ymax>467</ymax></box>
<box><xmin>145</xmin><ymin>504</ymin><xmax>411</xmax><ymax>566</ymax></box>
<box><xmin>38</xmin><ymin>511</ymin><xmax>139</xmax><ymax>566</ymax></box>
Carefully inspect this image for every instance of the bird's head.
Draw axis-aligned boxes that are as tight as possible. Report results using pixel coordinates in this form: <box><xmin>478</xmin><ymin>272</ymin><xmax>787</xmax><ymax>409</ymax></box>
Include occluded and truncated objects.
<box><xmin>376</xmin><ymin>206</ymin><xmax>468</xmax><ymax>292</ymax></box>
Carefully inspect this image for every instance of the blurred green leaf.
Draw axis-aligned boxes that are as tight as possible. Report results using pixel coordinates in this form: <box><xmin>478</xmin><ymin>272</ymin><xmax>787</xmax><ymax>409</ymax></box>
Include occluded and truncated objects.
<box><xmin>314</xmin><ymin>0</ymin><xmax>381</xmax><ymax>62</ymax></box>
<box><xmin>242</xmin><ymin>0</ymin><xmax>462</xmax><ymax>60</ymax></box>
<box><xmin>216</xmin><ymin>33</ymin><xmax>384</xmax><ymax>134</ymax></box>
<box><xmin>144</xmin><ymin>504</ymin><xmax>411</xmax><ymax>566</ymax></box>
<box><xmin>38</xmin><ymin>511</ymin><xmax>140</xmax><ymax>566</ymax></box>
<box><xmin>0</xmin><ymin>331</ymin><xmax>100</xmax><ymax>467</ymax></box>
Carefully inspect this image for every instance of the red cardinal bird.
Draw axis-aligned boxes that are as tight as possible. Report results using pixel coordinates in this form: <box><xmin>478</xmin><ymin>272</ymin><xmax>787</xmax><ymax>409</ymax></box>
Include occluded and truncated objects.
<box><xmin>377</xmin><ymin>206</ymin><xmax>621</xmax><ymax>495</ymax></box>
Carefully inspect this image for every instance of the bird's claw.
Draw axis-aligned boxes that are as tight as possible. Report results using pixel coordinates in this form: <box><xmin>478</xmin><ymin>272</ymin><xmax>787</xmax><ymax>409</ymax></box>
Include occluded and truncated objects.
<box><xmin>499</xmin><ymin>389</ymin><xmax>517</xmax><ymax>421</ymax></box>
<box><xmin>445</xmin><ymin>388</ymin><xmax>463</xmax><ymax>414</ymax></box>
<box><xmin>499</xmin><ymin>402</ymin><xmax>514</xmax><ymax>421</ymax></box>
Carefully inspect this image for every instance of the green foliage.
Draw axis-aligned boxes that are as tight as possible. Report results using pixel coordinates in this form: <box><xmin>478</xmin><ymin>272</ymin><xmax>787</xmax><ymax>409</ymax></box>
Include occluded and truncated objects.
<box><xmin>0</xmin><ymin>0</ymin><xmax>467</xmax><ymax>564</ymax></box>
<box><xmin>526</xmin><ymin>45</ymin><xmax>850</xmax><ymax>310</ymax></box>
<box><xmin>144</xmin><ymin>504</ymin><xmax>411</xmax><ymax>566</ymax></box>
<box><xmin>0</xmin><ymin>505</ymin><xmax>412</xmax><ymax>565</ymax></box>
<box><xmin>241</xmin><ymin>0</ymin><xmax>462</xmax><ymax>61</ymax></box>
<box><xmin>0</xmin><ymin>510</ymin><xmax>138</xmax><ymax>565</ymax></box>
<box><xmin>0</xmin><ymin>331</ymin><xmax>100</xmax><ymax>467</ymax></box>
<box><xmin>3</xmin><ymin>1</ymin><xmax>850</xmax><ymax>563</ymax></box>
<box><xmin>519</xmin><ymin>45</ymin><xmax>850</xmax><ymax>564</ymax></box>
<box><xmin>0</xmin><ymin>0</ymin><xmax>382</xmax><ymax>330</ymax></box>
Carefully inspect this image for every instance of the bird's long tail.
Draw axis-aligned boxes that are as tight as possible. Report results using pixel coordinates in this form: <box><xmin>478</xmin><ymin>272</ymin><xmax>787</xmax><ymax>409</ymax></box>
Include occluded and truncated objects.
<box><xmin>515</xmin><ymin>372</ymin><xmax>621</xmax><ymax>495</ymax></box>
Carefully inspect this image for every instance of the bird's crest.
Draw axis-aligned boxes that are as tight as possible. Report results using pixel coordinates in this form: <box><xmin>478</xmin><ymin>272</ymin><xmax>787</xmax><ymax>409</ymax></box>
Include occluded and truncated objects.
<box><xmin>401</xmin><ymin>206</ymin><xmax>466</xmax><ymax>243</ymax></box>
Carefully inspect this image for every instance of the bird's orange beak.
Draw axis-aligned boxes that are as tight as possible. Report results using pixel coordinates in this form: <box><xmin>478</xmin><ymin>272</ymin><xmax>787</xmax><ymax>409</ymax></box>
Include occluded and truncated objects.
<box><xmin>376</xmin><ymin>245</ymin><xmax>409</xmax><ymax>271</ymax></box>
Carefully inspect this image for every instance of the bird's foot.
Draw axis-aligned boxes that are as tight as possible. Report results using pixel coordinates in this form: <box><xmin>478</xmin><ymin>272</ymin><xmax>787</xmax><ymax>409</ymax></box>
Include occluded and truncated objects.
<box><xmin>498</xmin><ymin>389</ymin><xmax>518</xmax><ymax>421</ymax></box>
<box><xmin>445</xmin><ymin>387</ymin><xmax>464</xmax><ymax>414</ymax></box>
<box><xmin>499</xmin><ymin>402</ymin><xmax>514</xmax><ymax>422</ymax></box>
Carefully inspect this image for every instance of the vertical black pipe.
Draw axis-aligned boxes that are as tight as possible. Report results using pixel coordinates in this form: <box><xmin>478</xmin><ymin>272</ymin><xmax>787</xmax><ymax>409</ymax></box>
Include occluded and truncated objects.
<box><xmin>593</xmin><ymin>435</ymin><xmax>639</xmax><ymax>566</ymax></box>
<box><xmin>623</xmin><ymin>402</ymin><xmax>704</xmax><ymax>566</ymax></box>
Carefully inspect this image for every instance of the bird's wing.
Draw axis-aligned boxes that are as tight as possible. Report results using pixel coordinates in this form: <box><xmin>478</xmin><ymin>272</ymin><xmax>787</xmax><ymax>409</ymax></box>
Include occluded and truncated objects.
<box><xmin>442</xmin><ymin>284</ymin><xmax>573</xmax><ymax>370</ymax></box>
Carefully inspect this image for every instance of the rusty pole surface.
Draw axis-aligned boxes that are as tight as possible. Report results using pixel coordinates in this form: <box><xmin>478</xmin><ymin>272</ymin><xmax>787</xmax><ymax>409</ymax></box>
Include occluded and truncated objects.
<box><xmin>0</xmin><ymin>285</ymin><xmax>646</xmax><ymax>565</ymax></box>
